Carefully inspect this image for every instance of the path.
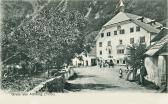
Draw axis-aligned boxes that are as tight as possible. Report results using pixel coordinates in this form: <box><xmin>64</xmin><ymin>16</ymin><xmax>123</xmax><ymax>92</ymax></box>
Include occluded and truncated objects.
<box><xmin>66</xmin><ymin>66</ymin><xmax>157</xmax><ymax>93</ymax></box>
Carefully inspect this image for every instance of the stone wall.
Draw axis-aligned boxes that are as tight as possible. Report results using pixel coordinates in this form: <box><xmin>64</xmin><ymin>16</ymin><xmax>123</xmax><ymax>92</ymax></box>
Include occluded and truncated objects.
<box><xmin>28</xmin><ymin>67</ymin><xmax>75</xmax><ymax>94</ymax></box>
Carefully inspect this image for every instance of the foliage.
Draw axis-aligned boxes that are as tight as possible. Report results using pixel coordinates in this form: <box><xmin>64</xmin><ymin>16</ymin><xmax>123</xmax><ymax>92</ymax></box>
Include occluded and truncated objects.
<box><xmin>126</xmin><ymin>43</ymin><xmax>147</xmax><ymax>69</ymax></box>
<box><xmin>1</xmin><ymin>1</ymin><xmax>87</xmax><ymax>91</ymax></box>
<box><xmin>77</xmin><ymin>56</ymin><xmax>83</xmax><ymax>61</ymax></box>
<box><xmin>85</xmin><ymin>31</ymin><xmax>98</xmax><ymax>45</ymax></box>
<box><xmin>126</xmin><ymin>0</ymin><xmax>167</xmax><ymax>22</ymax></box>
<box><xmin>1</xmin><ymin>75</ymin><xmax>46</xmax><ymax>91</ymax></box>
<box><xmin>125</xmin><ymin>43</ymin><xmax>147</xmax><ymax>80</ymax></box>
<box><xmin>12</xmin><ymin>2</ymin><xmax>86</xmax><ymax>66</ymax></box>
<box><xmin>1</xmin><ymin>0</ymin><xmax>34</xmax><ymax>35</ymax></box>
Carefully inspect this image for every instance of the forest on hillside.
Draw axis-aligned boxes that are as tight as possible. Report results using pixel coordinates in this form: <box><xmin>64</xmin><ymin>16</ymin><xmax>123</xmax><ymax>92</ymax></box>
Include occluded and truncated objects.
<box><xmin>1</xmin><ymin>0</ymin><xmax>167</xmax><ymax>91</ymax></box>
<box><xmin>2</xmin><ymin>0</ymin><xmax>167</xmax><ymax>46</ymax></box>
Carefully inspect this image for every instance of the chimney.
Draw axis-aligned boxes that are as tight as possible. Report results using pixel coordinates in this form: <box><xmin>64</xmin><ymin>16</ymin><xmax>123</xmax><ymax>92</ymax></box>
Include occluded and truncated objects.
<box><xmin>156</xmin><ymin>26</ymin><xmax>162</xmax><ymax>29</ymax></box>
<box><xmin>147</xmin><ymin>21</ymin><xmax>152</xmax><ymax>25</ymax></box>
<box><xmin>137</xmin><ymin>16</ymin><xmax>144</xmax><ymax>22</ymax></box>
<box><xmin>151</xmin><ymin>20</ymin><xmax>156</xmax><ymax>25</ymax></box>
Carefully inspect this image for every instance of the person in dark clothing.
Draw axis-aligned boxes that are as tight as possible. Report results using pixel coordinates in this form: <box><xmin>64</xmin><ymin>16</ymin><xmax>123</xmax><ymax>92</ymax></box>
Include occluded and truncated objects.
<box><xmin>139</xmin><ymin>65</ymin><xmax>147</xmax><ymax>85</ymax></box>
<box><xmin>108</xmin><ymin>60</ymin><xmax>114</xmax><ymax>68</ymax></box>
<box><xmin>99</xmin><ymin>61</ymin><xmax>102</xmax><ymax>68</ymax></box>
<box><xmin>119</xmin><ymin>68</ymin><xmax>123</xmax><ymax>78</ymax></box>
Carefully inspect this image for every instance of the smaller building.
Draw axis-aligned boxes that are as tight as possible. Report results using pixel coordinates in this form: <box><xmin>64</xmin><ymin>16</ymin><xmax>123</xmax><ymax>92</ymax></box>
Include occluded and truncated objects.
<box><xmin>72</xmin><ymin>47</ymin><xmax>97</xmax><ymax>67</ymax></box>
<box><xmin>144</xmin><ymin>27</ymin><xmax>168</xmax><ymax>90</ymax></box>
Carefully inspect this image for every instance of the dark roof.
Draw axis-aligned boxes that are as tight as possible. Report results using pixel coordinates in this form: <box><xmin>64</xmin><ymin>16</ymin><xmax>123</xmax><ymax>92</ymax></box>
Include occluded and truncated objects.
<box><xmin>151</xmin><ymin>27</ymin><xmax>168</xmax><ymax>42</ymax></box>
<box><xmin>145</xmin><ymin>35</ymin><xmax>168</xmax><ymax>56</ymax></box>
<box><xmin>103</xmin><ymin>12</ymin><xmax>162</xmax><ymax>33</ymax></box>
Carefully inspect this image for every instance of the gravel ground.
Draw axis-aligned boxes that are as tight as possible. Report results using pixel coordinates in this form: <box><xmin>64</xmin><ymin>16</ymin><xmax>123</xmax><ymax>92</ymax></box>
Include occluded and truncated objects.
<box><xmin>66</xmin><ymin>66</ymin><xmax>158</xmax><ymax>93</ymax></box>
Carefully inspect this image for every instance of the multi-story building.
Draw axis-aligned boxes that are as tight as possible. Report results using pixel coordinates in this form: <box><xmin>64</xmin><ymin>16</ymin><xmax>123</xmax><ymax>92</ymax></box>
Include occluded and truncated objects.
<box><xmin>96</xmin><ymin>0</ymin><xmax>162</xmax><ymax>65</ymax></box>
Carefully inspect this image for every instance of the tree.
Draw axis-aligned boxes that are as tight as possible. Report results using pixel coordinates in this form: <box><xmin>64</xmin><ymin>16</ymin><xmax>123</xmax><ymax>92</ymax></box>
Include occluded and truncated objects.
<box><xmin>11</xmin><ymin>1</ymin><xmax>87</xmax><ymax>72</ymax></box>
<box><xmin>1</xmin><ymin>0</ymin><xmax>88</xmax><ymax>80</ymax></box>
<box><xmin>125</xmin><ymin>43</ymin><xmax>147</xmax><ymax>80</ymax></box>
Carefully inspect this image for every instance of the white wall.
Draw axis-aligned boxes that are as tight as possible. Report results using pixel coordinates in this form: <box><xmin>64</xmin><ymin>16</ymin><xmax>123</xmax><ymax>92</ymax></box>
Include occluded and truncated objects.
<box><xmin>83</xmin><ymin>56</ymin><xmax>91</xmax><ymax>66</ymax></box>
<box><xmin>72</xmin><ymin>55</ymin><xmax>96</xmax><ymax>66</ymax></box>
<box><xmin>144</xmin><ymin>56</ymin><xmax>167</xmax><ymax>87</ymax></box>
<box><xmin>96</xmin><ymin>22</ymin><xmax>151</xmax><ymax>65</ymax></box>
<box><xmin>72</xmin><ymin>57</ymin><xmax>82</xmax><ymax>66</ymax></box>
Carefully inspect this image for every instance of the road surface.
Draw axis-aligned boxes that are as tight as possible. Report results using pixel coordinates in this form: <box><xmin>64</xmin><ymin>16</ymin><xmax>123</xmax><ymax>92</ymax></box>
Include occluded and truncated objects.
<box><xmin>66</xmin><ymin>66</ymin><xmax>157</xmax><ymax>93</ymax></box>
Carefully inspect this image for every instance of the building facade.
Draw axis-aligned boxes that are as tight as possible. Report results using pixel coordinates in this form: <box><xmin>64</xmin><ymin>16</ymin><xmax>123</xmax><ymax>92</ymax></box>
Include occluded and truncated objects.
<box><xmin>96</xmin><ymin>1</ymin><xmax>162</xmax><ymax>65</ymax></box>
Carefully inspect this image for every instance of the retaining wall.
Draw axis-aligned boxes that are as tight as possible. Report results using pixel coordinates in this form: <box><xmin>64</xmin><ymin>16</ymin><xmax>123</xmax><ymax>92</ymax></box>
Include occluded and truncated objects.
<box><xmin>28</xmin><ymin>67</ymin><xmax>75</xmax><ymax>94</ymax></box>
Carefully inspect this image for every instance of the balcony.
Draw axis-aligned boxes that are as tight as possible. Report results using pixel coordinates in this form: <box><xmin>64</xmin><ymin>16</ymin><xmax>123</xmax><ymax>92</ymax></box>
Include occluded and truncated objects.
<box><xmin>116</xmin><ymin>44</ymin><xmax>125</xmax><ymax>49</ymax></box>
<box><xmin>105</xmin><ymin>46</ymin><xmax>112</xmax><ymax>50</ymax></box>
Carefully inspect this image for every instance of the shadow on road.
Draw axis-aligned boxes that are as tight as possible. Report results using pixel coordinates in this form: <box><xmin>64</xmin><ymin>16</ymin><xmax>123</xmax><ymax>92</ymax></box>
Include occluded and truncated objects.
<box><xmin>65</xmin><ymin>82</ymin><xmax>120</xmax><ymax>92</ymax></box>
<box><xmin>143</xmin><ymin>79</ymin><xmax>160</xmax><ymax>90</ymax></box>
<box><xmin>76</xmin><ymin>75</ymin><xmax>96</xmax><ymax>78</ymax></box>
<box><xmin>66</xmin><ymin>71</ymin><xmax>120</xmax><ymax>92</ymax></box>
<box><xmin>68</xmin><ymin>72</ymin><xmax>96</xmax><ymax>80</ymax></box>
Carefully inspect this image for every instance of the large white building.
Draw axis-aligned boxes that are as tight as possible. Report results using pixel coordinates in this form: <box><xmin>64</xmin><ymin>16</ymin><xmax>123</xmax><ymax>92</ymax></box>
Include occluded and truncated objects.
<box><xmin>96</xmin><ymin>0</ymin><xmax>162</xmax><ymax>65</ymax></box>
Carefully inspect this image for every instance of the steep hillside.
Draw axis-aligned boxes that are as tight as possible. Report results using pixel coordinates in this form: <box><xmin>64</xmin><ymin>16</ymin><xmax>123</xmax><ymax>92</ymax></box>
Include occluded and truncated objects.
<box><xmin>66</xmin><ymin>0</ymin><xmax>167</xmax><ymax>30</ymax></box>
<box><xmin>65</xmin><ymin>0</ymin><xmax>167</xmax><ymax>45</ymax></box>
<box><xmin>2</xmin><ymin>0</ymin><xmax>167</xmax><ymax>46</ymax></box>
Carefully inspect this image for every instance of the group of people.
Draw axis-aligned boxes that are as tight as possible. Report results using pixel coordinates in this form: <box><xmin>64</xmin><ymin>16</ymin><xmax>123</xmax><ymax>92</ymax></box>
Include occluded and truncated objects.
<box><xmin>119</xmin><ymin>65</ymin><xmax>147</xmax><ymax>86</ymax></box>
<box><xmin>98</xmin><ymin>59</ymin><xmax>148</xmax><ymax>87</ymax></box>
<box><xmin>98</xmin><ymin>60</ymin><xmax>114</xmax><ymax>68</ymax></box>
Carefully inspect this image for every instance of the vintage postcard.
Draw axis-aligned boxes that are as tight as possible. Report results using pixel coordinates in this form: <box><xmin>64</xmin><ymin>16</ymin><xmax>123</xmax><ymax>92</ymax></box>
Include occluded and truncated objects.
<box><xmin>0</xmin><ymin>0</ymin><xmax>168</xmax><ymax>103</ymax></box>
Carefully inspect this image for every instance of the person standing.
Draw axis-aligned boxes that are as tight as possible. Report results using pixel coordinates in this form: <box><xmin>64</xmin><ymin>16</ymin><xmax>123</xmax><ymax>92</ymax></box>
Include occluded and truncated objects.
<box><xmin>119</xmin><ymin>68</ymin><xmax>123</xmax><ymax>78</ymax></box>
<box><xmin>99</xmin><ymin>60</ymin><xmax>102</xmax><ymax>68</ymax></box>
<box><xmin>139</xmin><ymin>65</ymin><xmax>147</xmax><ymax>85</ymax></box>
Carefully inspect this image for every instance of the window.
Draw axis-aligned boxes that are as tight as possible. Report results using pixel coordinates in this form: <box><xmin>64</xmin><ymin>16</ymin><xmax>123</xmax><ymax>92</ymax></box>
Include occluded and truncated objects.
<box><xmin>119</xmin><ymin>40</ymin><xmax>123</xmax><ymax>45</ymax></box>
<box><xmin>107</xmin><ymin>32</ymin><xmax>111</xmax><ymax>36</ymax></box>
<box><xmin>120</xmin><ymin>29</ymin><xmax>125</xmax><ymax>34</ymax></box>
<box><xmin>114</xmin><ymin>31</ymin><xmax>117</xmax><ymax>35</ymax></box>
<box><xmin>117</xmin><ymin>25</ymin><xmax>121</xmax><ymax>30</ymax></box>
<box><xmin>136</xmin><ymin>26</ymin><xmax>140</xmax><ymax>32</ymax></box>
<box><xmin>117</xmin><ymin>50</ymin><xmax>120</xmax><ymax>54</ymax></box>
<box><xmin>130</xmin><ymin>38</ymin><xmax>134</xmax><ymax>44</ymax></box>
<box><xmin>99</xmin><ymin>42</ymin><xmax>102</xmax><ymax>47</ymax></box>
<box><xmin>117</xmin><ymin>60</ymin><xmax>119</xmax><ymax>64</ymax></box>
<box><xmin>101</xmin><ymin>33</ymin><xmax>104</xmax><ymax>37</ymax></box>
<box><xmin>107</xmin><ymin>41</ymin><xmax>111</xmax><ymax>46</ymax></box>
<box><xmin>99</xmin><ymin>51</ymin><xmax>102</xmax><ymax>55</ymax></box>
<box><xmin>122</xmin><ymin>49</ymin><xmax>124</xmax><ymax>53</ymax></box>
<box><xmin>123</xmin><ymin>60</ymin><xmax>126</xmax><ymax>64</ymax></box>
<box><xmin>140</xmin><ymin>36</ymin><xmax>145</xmax><ymax>43</ymax></box>
<box><xmin>109</xmin><ymin>50</ymin><xmax>111</xmax><ymax>54</ymax></box>
<box><xmin>110</xmin><ymin>60</ymin><xmax>113</xmax><ymax>63</ymax></box>
<box><xmin>117</xmin><ymin>49</ymin><xmax>124</xmax><ymax>54</ymax></box>
<box><xmin>130</xmin><ymin>27</ymin><xmax>134</xmax><ymax>33</ymax></box>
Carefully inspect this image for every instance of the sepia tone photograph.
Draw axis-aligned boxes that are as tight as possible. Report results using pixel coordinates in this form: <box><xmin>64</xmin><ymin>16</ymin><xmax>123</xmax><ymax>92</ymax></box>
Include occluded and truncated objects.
<box><xmin>0</xmin><ymin>0</ymin><xmax>168</xmax><ymax>97</ymax></box>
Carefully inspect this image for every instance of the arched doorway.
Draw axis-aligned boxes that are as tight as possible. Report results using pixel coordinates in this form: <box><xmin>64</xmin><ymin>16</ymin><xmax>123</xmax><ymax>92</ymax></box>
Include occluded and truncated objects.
<box><xmin>86</xmin><ymin>60</ymin><xmax>88</xmax><ymax>66</ymax></box>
